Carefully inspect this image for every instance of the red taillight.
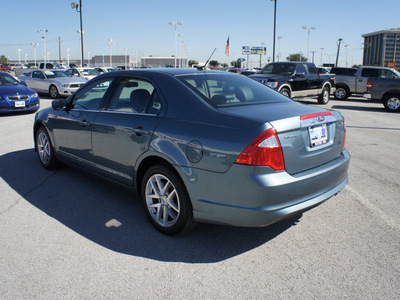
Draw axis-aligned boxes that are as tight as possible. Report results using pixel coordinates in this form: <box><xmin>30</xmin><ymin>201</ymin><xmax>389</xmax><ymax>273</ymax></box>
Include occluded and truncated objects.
<box><xmin>366</xmin><ymin>81</ymin><xmax>372</xmax><ymax>90</ymax></box>
<box><xmin>235</xmin><ymin>128</ymin><xmax>285</xmax><ymax>171</ymax></box>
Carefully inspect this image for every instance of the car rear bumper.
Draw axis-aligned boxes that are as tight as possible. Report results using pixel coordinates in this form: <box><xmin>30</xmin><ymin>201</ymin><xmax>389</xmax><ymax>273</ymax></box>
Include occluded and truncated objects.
<box><xmin>186</xmin><ymin>149</ymin><xmax>350</xmax><ymax>227</ymax></box>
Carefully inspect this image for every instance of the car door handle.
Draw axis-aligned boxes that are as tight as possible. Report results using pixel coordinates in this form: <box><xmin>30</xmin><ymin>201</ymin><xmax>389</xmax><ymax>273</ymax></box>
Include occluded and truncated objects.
<box><xmin>358</xmin><ymin>79</ymin><xmax>363</xmax><ymax>82</ymax></box>
<box><xmin>80</xmin><ymin>119</ymin><xmax>90</xmax><ymax>127</ymax></box>
<box><xmin>133</xmin><ymin>126</ymin><xmax>149</xmax><ymax>136</ymax></box>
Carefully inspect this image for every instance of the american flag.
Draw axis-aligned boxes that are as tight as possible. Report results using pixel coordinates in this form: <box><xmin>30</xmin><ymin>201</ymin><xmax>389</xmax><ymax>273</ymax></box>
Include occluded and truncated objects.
<box><xmin>225</xmin><ymin>37</ymin><xmax>229</xmax><ymax>56</ymax></box>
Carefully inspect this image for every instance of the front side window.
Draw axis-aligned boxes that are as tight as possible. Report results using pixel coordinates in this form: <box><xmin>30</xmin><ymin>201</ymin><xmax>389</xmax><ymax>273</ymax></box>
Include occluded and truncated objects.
<box><xmin>32</xmin><ymin>71</ymin><xmax>45</xmax><ymax>79</ymax></box>
<box><xmin>178</xmin><ymin>73</ymin><xmax>290</xmax><ymax>107</ymax></box>
<box><xmin>107</xmin><ymin>77</ymin><xmax>162</xmax><ymax>114</ymax></box>
<box><xmin>380</xmin><ymin>69</ymin><xmax>399</xmax><ymax>79</ymax></box>
<box><xmin>260</xmin><ymin>63</ymin><xmax>296</xmax><ymax>75</ymax></box>
<box><xmin>70</xmin><ymin>77</ymin><xmax>114</xmax><ymax>111</ymax></box>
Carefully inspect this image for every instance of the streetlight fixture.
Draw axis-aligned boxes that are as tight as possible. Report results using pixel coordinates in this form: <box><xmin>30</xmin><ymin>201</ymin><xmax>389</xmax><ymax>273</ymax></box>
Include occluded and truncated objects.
<box><xmin>168</xmin><ymin>21</ymin><xmax>183</xmax><ymax>68</ymax></box>
<box><xmin>271</xmin><ymin>0</ymin><xmax>277</xmax><ymax>62</ymax></box>
<box><xmin>107</xmin><ymin>38</ymin><xmax>114</xmax><ymax>67</ymax></box>
<box><xmin>71</xmin><ymin>1</ymin><xmax>84</xmax><ymax>68</ymax></box>
<box><xmin>31</xmin><ymin>43</ymin><xmax>39</xmax><ymax>67</ymax></box>
<box><xmin>88</xmin><ymin>51</ymin><xmax>91</xmax><ymax>66</ymax></box>
<box><xmin>302</xmin><ymin>26</ymin><xmax>316</xmax><ymax>62</ymax></box>
<box><xmin>38</xmin><ymin>29</ymin><xmax>48</xmax><ymax>63</ymax></box>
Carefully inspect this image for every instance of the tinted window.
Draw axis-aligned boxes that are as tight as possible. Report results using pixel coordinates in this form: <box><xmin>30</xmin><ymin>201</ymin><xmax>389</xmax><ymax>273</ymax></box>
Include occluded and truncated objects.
<box><xmin>0</xmin><ymin>73</ymin><xmax>19</xmax><ymax>85</ymax></box>
<box><xmin>330</xmin><ymin>67</ymin><xmax>357</xmax><ymax>76</ymax></box>
<box><xmin>306</xmin><ymin>64</ymin><xmax>317</xmax><ymax>74</ymax></box>
<box><xmin>71</xmin><ymin>77</ymin><xmax>114</xmax><ymax>110</ymax></box>
<box><xmin>107</xmin><ymin>77</ymin><xmax>161</xmax><ymax>114</ymax></box>
<box><xmin>361</xmin><ymin>68</ymin><xmax>379</xmax><ymax>78</ymax></box>
<box><xmin>178</xmin><ymin>73</ymin><xmax>290</xmax><ymax>107</ymax></box>
<box><xmin>296</xmin><ymin>64</ymin><xmax>307</xmax><ymax>74</ymax></box>
<box><xmin>260</xmin><ymin>63</ymin><xmax>296</xmax><ymax>75</ymax></box>
<box><xmin>32</xmin><ymin>71</ymin><xmax>45</xmax><ymax>79</ymax></box>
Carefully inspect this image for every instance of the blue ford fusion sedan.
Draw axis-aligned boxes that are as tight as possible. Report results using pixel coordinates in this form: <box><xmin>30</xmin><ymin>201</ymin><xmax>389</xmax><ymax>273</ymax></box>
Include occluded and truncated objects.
<box><xmin>33</xmin><ymin>69</ymin><xmax>350</xmax><ymax>235</ymax></box>
<box><xmin>0</xmin><ymin>72</ymin><xmax>40</xmax><ymax>113</ymax></box>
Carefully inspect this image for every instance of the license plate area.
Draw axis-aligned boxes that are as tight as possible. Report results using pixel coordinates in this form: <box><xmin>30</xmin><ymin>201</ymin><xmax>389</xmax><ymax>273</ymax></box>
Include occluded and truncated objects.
<box><xmin>308</xmin><ymin>124</ymin><xmax>328</xmax><ymax>147</ymax></box>
<box><xmin>15</xmin><ymin>101</ymin><xmax>26</xmax><ymax>108</ymax></box>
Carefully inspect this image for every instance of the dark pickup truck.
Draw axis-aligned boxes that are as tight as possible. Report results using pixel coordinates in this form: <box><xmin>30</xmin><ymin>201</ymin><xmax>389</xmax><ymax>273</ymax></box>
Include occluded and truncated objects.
<box><xmin>250</xmin><ymin>62</ymin><xmax>335</xmax><ymax>104</ymax></box>
<box><xmin>364</xmin><ymin>77</ymin><xmax>400</xmax><ymax>112</ymax></box>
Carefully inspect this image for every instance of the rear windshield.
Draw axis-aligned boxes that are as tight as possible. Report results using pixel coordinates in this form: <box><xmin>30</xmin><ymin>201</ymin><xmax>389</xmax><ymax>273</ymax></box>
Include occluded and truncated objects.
<box><xmin>177</xmin><ymin>73</ymin><xmax>290</xmax><ymax>107</ymax></box>
<box><xmin>330</xmin><ymin>68</ymin><xmax>357</xmax><ymax>76</ymax></box>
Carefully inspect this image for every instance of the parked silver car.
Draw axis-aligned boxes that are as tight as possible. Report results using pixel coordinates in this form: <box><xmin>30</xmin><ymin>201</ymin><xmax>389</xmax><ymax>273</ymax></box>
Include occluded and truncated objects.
<box><xmin>19</xmin><ymin>70</ymin><xmax>86</xmax><ymax>99</ymax></box>
<box><xmin>66</xmin><ymin>67</ymin><xmax>100</xmax><ymax>81</ymax></box>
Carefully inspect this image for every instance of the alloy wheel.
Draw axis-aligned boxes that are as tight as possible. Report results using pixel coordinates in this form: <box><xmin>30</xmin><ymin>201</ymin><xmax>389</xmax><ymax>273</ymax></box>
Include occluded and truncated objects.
<box><xmin>145</xmin><ymin>174</ymin><xmax>180</xmax><ymax>228</ymax></box>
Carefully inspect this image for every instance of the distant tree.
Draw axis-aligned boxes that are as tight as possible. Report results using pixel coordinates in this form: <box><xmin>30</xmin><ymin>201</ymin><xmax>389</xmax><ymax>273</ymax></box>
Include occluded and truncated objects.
<box><xmin>231</xmin><ymin>60</ymin><xmax>241</xmax><ymax>68</ymax></box>
<box><xmin>188</xmin><ymin>60</ymin><xmax>199</xmax><ymax>67</ymax></box>
<box><xmin>0</xmin><ymin>55</ymin><xmax>8</xmax><ymax>65</ymax></box>
<box><xmin>209</xmin><ymin>60</ymin><xmax>220</xmax><ymax>68</ymax></box>
<box><xmin>287</xmin><ymin>53</ymin><xmax>307</xmax><ymax>62</ymax></box>
<box><xmin>221</xmin><ymin>63</ymin><xmax>228</xmax><ymax>68</ymax></box>
<box><xmin>352</xmin><ymin>64</ymin><xmax>361</xmax><ymax>68</ymax></box>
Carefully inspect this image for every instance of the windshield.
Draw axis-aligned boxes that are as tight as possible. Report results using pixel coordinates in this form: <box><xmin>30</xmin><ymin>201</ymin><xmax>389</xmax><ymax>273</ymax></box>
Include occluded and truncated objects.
<box><xmin>80</xmin><ymin>69</ymin><xmax>100</xmax><ymax>76</ymax></box>
<box><xmin>177</xmin><ymin>73</ymin><xmax>290</xmax><ymax>107</ymax></box>
<box><xmin>52</xmin><ymin>71</ymin><xmax>69</xmax><ymax>78</ymax></box>
<box><xmin>260</xmin><ymin>63</ymin><xmax>296</xmax><ymax>75</ymax></box>
<box><xmin>0</xmin><ymin>73</ymin><xmax>19</xmax><ymax>85</ymax></box>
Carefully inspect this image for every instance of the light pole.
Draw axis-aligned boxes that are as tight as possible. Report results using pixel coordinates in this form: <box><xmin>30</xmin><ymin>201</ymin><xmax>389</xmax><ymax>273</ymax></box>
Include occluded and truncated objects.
<box><xmin>67</xmin><ymin>48</ymin><xmax>70</xmax><ymax>67</ymax></box>
<box><xmin>335</xmin><ymin>38</ymin><xmax>343</xmax><ymax>67</ymax></box>
<box><xmin>107</xmin><ymin>38</ymin><xmax>114</xmax><ymax>67</ymax></box>
<box><xmin>302</xmin><ymin>26</ymin><xmax>316</xmax><ymax>62</ymax></box>
<box><xmin>124</xmin><ymin>48</ymin><xmax>128</xmax><ymax>69</ymax></box>
<box><xmin>178</xmin><ymin>34</ymin><xmax>183</xmax><ymax>68</ymax></box>
<box><xmin>277</xmin><ymin>36</ymin><xmax>282</xmax><ymax>61</ymax></box>
<box><xmin>88</xmin><ymin>51</ymin><xmax>90</xmax><ymax>66</ymax></box>
<box><xmin>31</xmin><ymin>43</ymin><xmax>39</xmax><ymax>67</ymax></box>
<box><xmin>320</xmin><ymin>48</ymin><xmax>324</xmax><ymax>66</ymax></box>
<box><xmin>24</xmin><ymin>53</ymin><xmax>28</xmax><ymax>64</ymax></box>
<box><xmin>271</xmin><ymin>0</ymin><xmax>277</xmax><ymax>62</ymax></box>
<box><xmin>344</xmin><ymin>44</ymin><xmax>350</xmax><ymax>67</ymax></box>
<box><xmin>38</xmin><ymin>29</ymin><xmax>48</xmax><ymax>63</ymax></box>
<box><xmin>17</xmin><ymin>49</ymin><xmax>21</xmax><ymax>65</ymax></box>
<box><xmin>168</xmin><ymin>21</ymin><xmax>183</xmax><ymax>68</ymax></box>
<box><xmin>71</xmin><ymin>1</ymin><xmax>84</xmax><ymax>68</ymax></box>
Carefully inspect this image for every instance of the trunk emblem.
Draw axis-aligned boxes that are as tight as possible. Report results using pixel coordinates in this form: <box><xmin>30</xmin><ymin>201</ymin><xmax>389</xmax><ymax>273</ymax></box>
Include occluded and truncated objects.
<box><xmin>317</xmin><ymin>116</ymin><xmax>325</xmax><ymax>122</ymax></box>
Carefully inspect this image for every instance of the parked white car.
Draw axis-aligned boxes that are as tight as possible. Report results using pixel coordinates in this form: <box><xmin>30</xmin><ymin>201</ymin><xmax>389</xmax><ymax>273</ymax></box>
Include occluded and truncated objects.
<box><xmin>18</xmin><ymin>69</ymin><xmax>86</xmax><ymax>99</ymax></box>
<box><xmin>66</xmin><ymin>67</ymin><xmax>100</xmax><ymax>81</ymax></box>
<box><xmin>94</xmin><ymin>67</ymin><xmax>119</xmax><ymax>74</ymax></box>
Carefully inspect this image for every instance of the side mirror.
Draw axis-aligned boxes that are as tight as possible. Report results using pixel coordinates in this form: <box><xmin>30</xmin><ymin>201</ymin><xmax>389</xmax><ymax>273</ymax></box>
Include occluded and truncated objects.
<box><xmin>52</xmin><ymin>99</ymin><xmax>67</xmax><ymax>110</ymax></box>
<box><xmin>19</xmin><ymin>81</ymin><xmax>27</xmax><ymax>86</ymax></box>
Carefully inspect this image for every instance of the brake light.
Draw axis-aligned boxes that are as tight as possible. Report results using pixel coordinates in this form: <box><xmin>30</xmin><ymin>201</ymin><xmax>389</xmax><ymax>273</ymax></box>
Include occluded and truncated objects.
<box><xmin>366</xmin><ymin>81</ymin><xmax>372</xmax><ymax>90</ymax></box>
<box><xmin>300</xmin><ymin>111</ymin><xmax>333</xmax><ymax>120</ymax></box>
<box><xmin>235</xmin><ymin>128</ymin><xmax>285</xmax><ymax>171</ymax></box>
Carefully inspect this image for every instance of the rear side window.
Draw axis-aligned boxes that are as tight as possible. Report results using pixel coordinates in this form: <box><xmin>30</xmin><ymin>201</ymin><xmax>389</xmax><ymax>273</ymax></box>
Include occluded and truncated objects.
<box><xmin>361</xmin><ymin>68</ymin><xmax>379</xmax><ymax>78</ymax></box>
<box><xmin>177</xmin><ymin>73</ymin><xmax>290</xmax><ymax>107</ymax></box>
<box><xmin>107</xmin><ymin>77</ymin><xmax>162</xmax><ymax>114</ymax></box>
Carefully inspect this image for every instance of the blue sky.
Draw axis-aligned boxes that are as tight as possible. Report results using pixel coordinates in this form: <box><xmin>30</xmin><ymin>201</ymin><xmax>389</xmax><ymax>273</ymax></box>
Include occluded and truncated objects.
<box><xmin>2</xmin><ymin>0</ymin><xmax>400</xmax><ymax>67</ymax></box>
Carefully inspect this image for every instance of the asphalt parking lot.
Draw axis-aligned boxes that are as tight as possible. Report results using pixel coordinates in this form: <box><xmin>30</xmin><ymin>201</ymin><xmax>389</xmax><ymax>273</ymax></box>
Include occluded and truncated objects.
<box><xmin>0</xmin><ymin>95</ymin><xmax>399</xmax><ymax>299</ymax></box>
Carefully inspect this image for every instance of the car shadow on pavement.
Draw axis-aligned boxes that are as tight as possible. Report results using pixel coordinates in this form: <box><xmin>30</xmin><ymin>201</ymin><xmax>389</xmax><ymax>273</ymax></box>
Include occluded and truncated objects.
<box><xmin>0</xmin><ymin>149</ymin><xmax>301</xmax><ymax>263</ymax></box>
<box><xmin>331</xmin><ymin>105</ymin><xmax>388</xmax><ymax>113</ymax></box>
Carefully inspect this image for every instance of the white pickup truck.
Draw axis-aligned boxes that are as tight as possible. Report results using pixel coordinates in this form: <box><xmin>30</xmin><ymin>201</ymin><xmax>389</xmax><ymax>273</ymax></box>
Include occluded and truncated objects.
<box><xmin>332</xmin><ymin>66</ymin><xmax>400</xmax><ymax>99</ymax></box>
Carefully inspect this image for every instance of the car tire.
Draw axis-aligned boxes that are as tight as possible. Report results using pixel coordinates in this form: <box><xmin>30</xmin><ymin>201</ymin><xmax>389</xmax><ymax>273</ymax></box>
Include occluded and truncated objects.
<box><xmin>334</xmin><ymin>86</ymin><xmax>349</xmax><ymax>100</ymax></box>
<box><xmin>318</xmin><ymin>86</ymin><xmax>330</xmax><ymax>104</ymax></box>
<box><xmin>141</xmin><ymin>164</ymin><xmax>196</xmax><ymax>235</ymax></box>
<box><xmin>35</xmin><ymin>126</ymin><xmax>59</xmax><ymax>170</ymax></box>
<box><xmin>49</xmin><ymin>85</ymin><xmax>59</xmax><ymax>99</ymax></box>
<box><xmin>280</xmin><ymin>87</ymin><xmax>291</xmax><ymax>97</ymax></box>
<box><xmin>382</xmin><ymin>94</ymin><xmax>400</xmax><ymax>112</ymax></box>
